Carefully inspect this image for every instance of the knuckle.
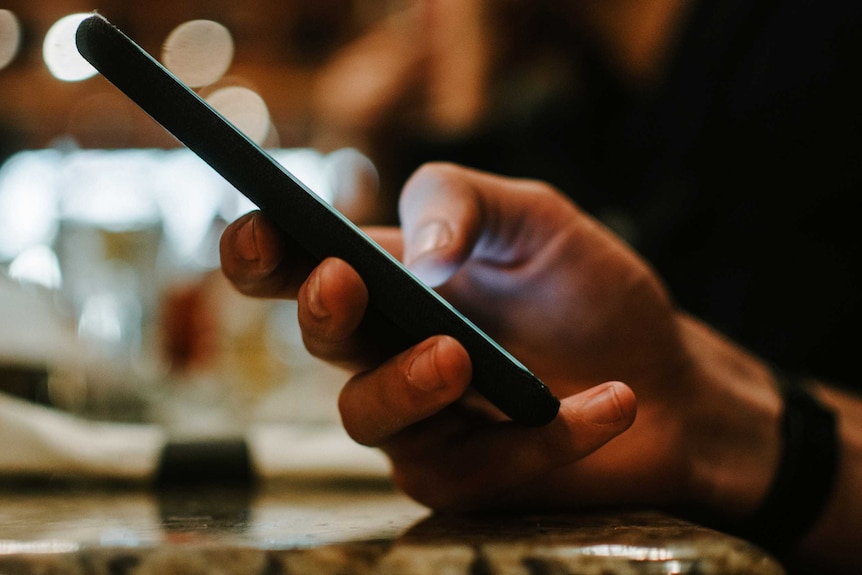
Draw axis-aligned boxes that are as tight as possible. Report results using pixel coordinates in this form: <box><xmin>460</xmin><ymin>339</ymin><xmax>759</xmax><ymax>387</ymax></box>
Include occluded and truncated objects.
<box><xmin>413</xmin><ymin>161</ymin><xmax>461</xmax><ymax>182</ymax></box>
<box><xmin>337</xmin><ymin>378</ymin><xmax>392</xmax><ymax>447</ymax></box>
<box><xmin>400</xmin><ymin>162</ymin><xmax>462</xmax><ymax>207</ymax></box>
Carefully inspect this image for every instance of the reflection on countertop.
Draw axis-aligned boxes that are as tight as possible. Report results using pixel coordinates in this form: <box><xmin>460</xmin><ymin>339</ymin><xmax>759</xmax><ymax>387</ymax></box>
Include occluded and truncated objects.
<box><xmin>0</xmin><ymin>482</ymin><xmax>785</xmax><ymax>574</ymax></box>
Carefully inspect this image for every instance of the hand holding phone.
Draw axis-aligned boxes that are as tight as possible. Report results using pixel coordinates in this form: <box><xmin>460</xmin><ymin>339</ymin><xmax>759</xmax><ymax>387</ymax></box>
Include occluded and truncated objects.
<box><xmin>75</xmin><ymin>14</ymin><xmax>560</xmax><ymax>426</ymax></box>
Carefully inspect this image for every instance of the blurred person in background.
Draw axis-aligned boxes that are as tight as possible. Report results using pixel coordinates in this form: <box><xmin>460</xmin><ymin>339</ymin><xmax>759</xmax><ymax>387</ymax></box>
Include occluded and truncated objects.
<box><xmin>222</xmin><ymin>0</ymin><xmax>862</xmax><ymax>573</ymax></box>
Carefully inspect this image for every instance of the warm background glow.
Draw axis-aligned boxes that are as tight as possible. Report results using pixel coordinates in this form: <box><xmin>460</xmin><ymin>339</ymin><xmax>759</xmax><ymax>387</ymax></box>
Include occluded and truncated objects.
<box><xmin>0</xmin><ymin>0</ymin><xmax>382</xmax><ymax>151</ymax></box>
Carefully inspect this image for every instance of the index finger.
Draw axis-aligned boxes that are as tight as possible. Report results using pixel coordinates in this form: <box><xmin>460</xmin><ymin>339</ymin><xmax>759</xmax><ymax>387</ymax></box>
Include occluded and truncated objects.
<box><xmin>220</xmin><ymin>210</ymin><xmax>315</xmax><ymax>299</ymax></box>
<box><xmin>220</xmin><ymin>213</ymin><xmax>405</xmax><ymax>300</ymax></box>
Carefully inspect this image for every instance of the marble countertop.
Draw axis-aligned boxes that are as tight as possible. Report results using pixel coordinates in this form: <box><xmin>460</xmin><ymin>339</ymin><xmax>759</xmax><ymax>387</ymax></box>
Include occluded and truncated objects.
<box><xmin>0</xmin><ymin>481</ymin><xmax>784</xmax><ymax>575</ymax></box>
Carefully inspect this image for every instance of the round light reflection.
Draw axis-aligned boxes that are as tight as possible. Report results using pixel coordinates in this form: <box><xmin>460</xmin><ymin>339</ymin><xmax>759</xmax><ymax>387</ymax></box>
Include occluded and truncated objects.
<box><xmin>205</xmin><ymin>86</ymin><xmax>271</xmax><ymax>145</ymax></box>
<box><xmin>162</xmin><ymin>19</ymin><xmax>233</xmax><ymax>88</ymax></box>
<box><xmin>43</xmin><ymin>13</ymin><xmax>98</xmax><ymax>82</ymax></box>
<box><xmin>0</xmin><ymin>9</ymin><xmax>21</xmax><ymax>70</ymax></box>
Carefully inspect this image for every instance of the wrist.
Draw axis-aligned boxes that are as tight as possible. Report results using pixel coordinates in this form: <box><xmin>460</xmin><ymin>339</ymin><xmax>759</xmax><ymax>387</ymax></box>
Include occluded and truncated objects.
<box><xmin>792</xmin><ymin>384</ymin><xmax>860</xmax><ymax>569</ymax></box>
<box><xmin>677</xmin><ymin>316</ymin><xmax>783</xmax><ymax>518</ymax></box>
<box><xmin>738</xmin><ymin>371</ymin><xmax>840</xmax><ymax>554</ymax></box>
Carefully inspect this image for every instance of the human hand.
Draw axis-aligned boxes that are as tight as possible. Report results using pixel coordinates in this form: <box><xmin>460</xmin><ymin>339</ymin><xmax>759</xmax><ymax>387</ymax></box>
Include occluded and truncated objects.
<box><xmin>220</xmin><ymin>163</ymin><xmax>777</xmax><ymax>515</ymax></box>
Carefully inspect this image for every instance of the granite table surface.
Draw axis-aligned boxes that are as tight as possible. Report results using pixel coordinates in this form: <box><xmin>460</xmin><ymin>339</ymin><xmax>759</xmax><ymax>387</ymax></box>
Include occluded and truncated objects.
<box><xmin>0</xmin><ymin>480</ymin><xmax>784</xmax><ymax>575</ymax></box>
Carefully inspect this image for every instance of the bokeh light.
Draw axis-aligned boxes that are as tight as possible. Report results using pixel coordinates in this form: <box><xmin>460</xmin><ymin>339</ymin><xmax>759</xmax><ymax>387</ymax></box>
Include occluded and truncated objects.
<box><xmin>205</xmin><ymin>86</ymin><xmax>272</xmax><ymax>145</ymax></box>
<box><xmin>58</xmin><ymin>149</ymin><xmax>161</xmax><ymax>228</ymax></box>
<box><xmin>162</xmin><ymin>20</ymin><xmax>234</xmax><ymax>88</ymax></box>
<box><xmin>8</xmin><ymin>245</ymin><xmax>62</xmax><ymax>290</ymax></box>
<box><xmin>0</xmin><ymin>9</ymin><xmax>21</xmax><ymax>71</ymax></box>
<box><xmin>0</xmin><ymin>150</ymin><xmax>60</xmax><ymax>262</ymax></box>
<box><xmin>43</xmin><ymin>13</ymin><xmax>98</xmax><ymax>82</ymax></box>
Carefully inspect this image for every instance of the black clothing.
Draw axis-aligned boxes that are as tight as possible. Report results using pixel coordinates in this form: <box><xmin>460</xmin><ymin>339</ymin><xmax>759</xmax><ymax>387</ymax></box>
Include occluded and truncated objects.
<box><xmin>393</xmin><ymin>0</ymin><xmax>862</xmax><ymax>387</ymax></box>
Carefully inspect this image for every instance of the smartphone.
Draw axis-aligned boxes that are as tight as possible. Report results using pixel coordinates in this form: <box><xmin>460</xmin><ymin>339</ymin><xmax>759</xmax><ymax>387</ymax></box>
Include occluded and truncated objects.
<box><xmin>75</xmin><ymin>14</ymin><xmax>560</xmax><ymax>426</ymax></box>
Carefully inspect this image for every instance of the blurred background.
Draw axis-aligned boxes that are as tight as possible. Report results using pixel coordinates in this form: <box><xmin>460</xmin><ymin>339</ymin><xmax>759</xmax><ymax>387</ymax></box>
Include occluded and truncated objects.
<box><xmin>0</xmin><ymin>0</ymin><xmax>579</xmax><ymax>435</ymax></box>
<box><xmin>0</xmin><ymin>0</ymin><xmax>579</xmax><ymax>201</ymax></box>
<box><xmin>0</xmin><ymin>0</ymin><xmax>382</xmax><ymax>152</ymax></box>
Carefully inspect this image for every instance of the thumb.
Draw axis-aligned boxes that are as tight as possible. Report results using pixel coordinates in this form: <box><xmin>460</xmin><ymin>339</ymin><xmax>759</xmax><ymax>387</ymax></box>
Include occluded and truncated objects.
<box><xmin>400</xmin><ymin>163</ymin><xmax>483</xmax><ymax>287</ymax></box>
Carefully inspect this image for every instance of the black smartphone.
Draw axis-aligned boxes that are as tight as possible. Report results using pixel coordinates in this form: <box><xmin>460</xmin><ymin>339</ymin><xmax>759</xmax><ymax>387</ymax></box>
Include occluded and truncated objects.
<box><xmin>75</xmin><ymin>14</ymin><xmax>560</xmax><ymax>426</ymax></box>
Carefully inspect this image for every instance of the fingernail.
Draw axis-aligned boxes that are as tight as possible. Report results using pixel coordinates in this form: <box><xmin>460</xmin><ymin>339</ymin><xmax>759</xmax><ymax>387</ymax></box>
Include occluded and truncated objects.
<box><xmin>583</xmin><ymin>383</ymin><xmax>626</xmax><ymax>425</ymax></box>
<box><xmin>306</xmin><ymin>267</ymin><xmax>328</xmax><ymax>320</ymax></box>
<box><xmin>235</xmin><ymin>214</ymin><xmax>259</xmax><ymax>262</ymax></box>
<box><xmin>406</xmin><ymin>339</ymin><xmax>447</xmax><ymax>392</ymax></box>
<box><xmin>408</xmin><ymin>221</ymin><xmax>451</xmax><ymax>265</ymax></box>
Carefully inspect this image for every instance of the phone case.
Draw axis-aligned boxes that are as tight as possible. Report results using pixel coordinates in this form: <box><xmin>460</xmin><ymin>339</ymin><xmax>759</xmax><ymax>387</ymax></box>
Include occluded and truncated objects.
<box><xmin>75</xmin><ymin>14</ymin><xmax>560</xmax><ymax>426</ymax></box>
